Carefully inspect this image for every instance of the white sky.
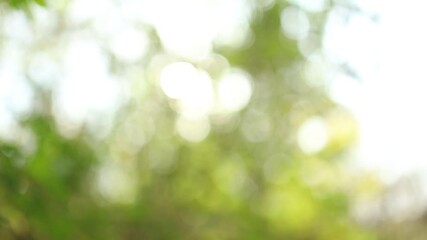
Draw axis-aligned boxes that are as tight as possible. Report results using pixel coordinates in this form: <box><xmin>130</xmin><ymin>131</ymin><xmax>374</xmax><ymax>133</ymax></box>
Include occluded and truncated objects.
<box><xmin>324</xmin><ymin>0</ymin><xmax>427</xmax><ymax>183</ymax></box>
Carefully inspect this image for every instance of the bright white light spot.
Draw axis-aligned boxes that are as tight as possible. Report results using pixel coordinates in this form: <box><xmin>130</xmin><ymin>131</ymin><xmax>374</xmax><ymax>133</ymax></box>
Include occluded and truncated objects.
<box><xmin>119</xmin><ymin>0</ymin><xmax>153</xmax><ymax>23</ymax></box>
<box><xmin>0</xmin><ymin>60</ymin><xmax>32</xmax><ymax>116</ymax></box>
<box><xmin>297</xmin><ymin>117</ymin><xmax>328</xmax><ymax>154</ymax></box>
<box><xmin>28</xmin><ymin>52</ymin><xmax>60</xmax><ymax>88</ymax></box>
<box><xmin>217</xmin><ymin>69</ymin><xmax>253</xmax><ymax>112</ymax></box>
<box><xmin>213</xmin><ymin>0</ymin><xmax>253</xmax><ymax>48</ymax></box>
<box><xmin>0</xmin><ymin>110</ymin><xmax>14</xmax><ymax>137</ymax></box>
<box><xmin>32</xmin><ymin>6</ymin><xmax>57</xmax><ymax>35</ymax></box>
<box><xmin>133</xmin><ymin>0</ymin><xmax>252</xmax><ymax>60</ymax></box>
<box><xmin>178</xmin><ymin>71</ymin><xmax>214</xmax><ymax>119</ymax></box>
<box><xmin>328</xmin><ymin>72</ymin><xmax>362</xmax><ymax>111</ymax></box>
<box><xmin>57</xmin><ymin>37</ymin><xmax>123</xmax><ymax>124</ymax></box>
<box><xmin>355</xmin><ymin>0</ymin><xmax>383</xmax><ymax>14</ymax></box>
<box><xmin>68</xmin><ymin>0</ymin><xmax>112</xmax><ymax>24</ymax></box>
<box><xmin>323</xmin><ymin>7</ymin><xmax>380</xmax><ymax>76</ymax></box>
<box><xmin>215</xmin><ymin>22</ymin><xmax>253</xmax><ymax>49</ymax></box>
<box><xmin>2</xmin><ymin>11</ymin><xmax>32</xmax><ymax>45</ymax></box>
<box><xmin>288</xmin><ymin>0</ymin><xmax>327</xmax><ymax>12</ymax></box>
<box><xmin>153</xmin><ymin>0</ymin><xmax>215</xmax><ymax>60</ymax></box>
<box><xmin>281</xmin><ymin>7</ymin><xmax>310</xmax><ymax>40</ymax></box>
<box><xmin>0</xmin><ymin>38</ymin><xmax>31</xmax><ymax>136</ymax></box>
<box><xmin>160</xmin><ymin>62</ymin><xmax>214</xmax><ymax>118</ymax></box>
<box><xmin>160</xmin><ymin>62</ymin><xmax>199</xmax><ymax>99</ymax></box>
<box><xmin>176</xmin><ymin>116</ymin><xmax>210</xmax><ymax>142</ymax></box>
<box><xmin>356</xmin><ymin>72</ymin><xmax>427</xmax><ymax>183</ymax></box>
<box><xmin>109</xmin><ymin>27</ymin><xmax>149</xmax><ymax>62</ymax></box>
<box><xmin>92</xmin><ymin>5</ymin><xmax>124</xmax><ymax>37</ymax></box>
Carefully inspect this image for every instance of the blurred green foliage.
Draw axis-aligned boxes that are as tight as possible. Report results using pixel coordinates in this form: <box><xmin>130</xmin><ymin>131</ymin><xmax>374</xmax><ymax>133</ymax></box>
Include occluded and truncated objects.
<box><xmin>0</xmin><ymin>0</ymin><xmax>45</xmax><ymax>9</ymax></box>
<box><xmin>0</xmin><ymin>0</ymin><xmax>378</xmax><ymax>239</ymax></box>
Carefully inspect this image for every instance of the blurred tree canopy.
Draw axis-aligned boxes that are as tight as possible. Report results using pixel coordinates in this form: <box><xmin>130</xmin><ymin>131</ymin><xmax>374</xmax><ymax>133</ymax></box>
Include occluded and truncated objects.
<box><xmin>0</xmin><ymin>0</ymin><xmax>45</xmax><ymax>10</ymax></box>
<box><xmin>0</xmin><ymin>0</ymin><xmax>378</xmax><ymax>239</ymax></box>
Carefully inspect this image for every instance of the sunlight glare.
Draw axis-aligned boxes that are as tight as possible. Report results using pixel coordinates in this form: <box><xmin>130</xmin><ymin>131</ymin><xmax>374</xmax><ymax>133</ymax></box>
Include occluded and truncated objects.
<box><xmin>160</xmin><ymin>62</ymin><xmax>214</xmax><ymax>119</ymax></box>
<box><xmin>217</xmin><ymin>69</ymin><xmax>253</xmax><ymax>113</ymax></box>
<box><xmin>324</xmin><ymin>0</ymin><xmax>427</xmax><ymax>184</ymax></box>
<box><xmin>129</xmin><ymin>0</ymin><xmax>253</xmax><ymax>60</ymax></box>
<box><xmin>160</xmin><ymin>62</ymin><xmax>198</xmax><ymax>99</ymax></box>
<box><xmin>297</xmin><ymin>117</ymin><xmax>328</xmax><ymax>154</ymax></box>
<box><xmin>280</xmin><ymin>6</ymin><xmax>310</xmax><ymax>40</ymax></box>
<box><xmin>2</xmin><ymin>11</ymin><xmax>32</xmax><ymax>45</ymax></box>
<box><xmin>57</xmin><ymin>37</ymin><xmax>123</xmax><ymax>124</ymax></box>
<box><xmin>68</xmin><ymin>0</ymin><xmax>112</xmax><ymax>24</ymax></box>
<box><xmin>109</xmin><ymin>26</ymin><xmax>149</xmax><ymax>62</ymax></box>
<box><xmin>0</xmin><ymin>50</ymin><xmax>32</xmax><ymax>116</ymax></box>
<box><xmin>28</xmin><ymin>52</ymin><xmax>61</xmax><ymax>88</ymax></box>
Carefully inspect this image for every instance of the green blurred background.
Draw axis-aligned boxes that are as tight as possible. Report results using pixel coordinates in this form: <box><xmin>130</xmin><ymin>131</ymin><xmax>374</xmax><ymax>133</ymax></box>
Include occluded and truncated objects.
<box><xmin>0</xmin><ymin>0</ymin><xmax>425</xmax><ymax>239</ymax></box>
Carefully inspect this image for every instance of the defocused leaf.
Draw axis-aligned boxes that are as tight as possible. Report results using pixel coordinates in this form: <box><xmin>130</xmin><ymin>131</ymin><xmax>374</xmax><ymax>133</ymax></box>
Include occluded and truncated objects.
<box><xmin>34</xmin><ymin>0</ymin><xmax>45</xmax><ymax>6</ymax></box>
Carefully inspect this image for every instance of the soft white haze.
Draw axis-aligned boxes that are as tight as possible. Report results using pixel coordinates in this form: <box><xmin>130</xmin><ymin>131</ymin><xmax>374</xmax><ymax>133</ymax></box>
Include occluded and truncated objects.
<box><xmin>324</xmin><ymin>0</ymin><xmax>427</xmax><ymax>183</ymax></box>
